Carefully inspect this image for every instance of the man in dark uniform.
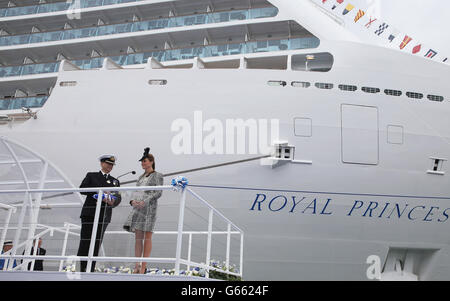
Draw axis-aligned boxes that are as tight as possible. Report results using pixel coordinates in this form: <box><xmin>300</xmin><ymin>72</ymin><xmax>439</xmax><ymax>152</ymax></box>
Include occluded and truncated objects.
<box><xmin>77</xmin><ymin>155</ymin><xmax>121</xmax><ymax>272</ymax></box>
<box><xmin>22</xmin><ymin>238</ymin><xmax>46</xmax><ymax>271</ymax></box>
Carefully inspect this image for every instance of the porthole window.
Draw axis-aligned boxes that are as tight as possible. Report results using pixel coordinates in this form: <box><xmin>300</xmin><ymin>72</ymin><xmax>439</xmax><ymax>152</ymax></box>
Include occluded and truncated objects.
<box><xmin>59</xmin><ymin>81</ymin><xmax>77</xmax><ymax>87</ymax></box>
<box><xmin>362</xmin><ymin>87</ymin><xmax>380</xmax><ymax>94</ymax></box>
<box><xmin>384</xmin><ymin>89</ymin><xmax>402</xmax><ymax>97</ymax></box>
<box><xmin>268</xmin><ymin>80</ymin><xmax>287</xmax><ymax>87</ymax></box>
<box><xmin>427</xmin><ymin>95</ymin><xmax>444</xmax><ymax>102</ymax></box>
<box><xmin>406</xmin><ymin>92</ymin><xmax>423</xmax><ymax>99</ymax></box>
<box><xmin>315</xmin><ymin>83</ymin><xmax>333</xmax><ymax>89</ymax></box>
<box><xmin>291</xmin><ymin>81</ymin><xmax>311</xmax><ymax>88</ymax></box>
<box><xmin>338</xmin><ymin>84</ymin><xmax>357</xmax><ymax>92</ymax></box>
<box><xmin>148</xmin><ymin>80</ymin><xmax>167</xmax><ymax>85</ymax></box>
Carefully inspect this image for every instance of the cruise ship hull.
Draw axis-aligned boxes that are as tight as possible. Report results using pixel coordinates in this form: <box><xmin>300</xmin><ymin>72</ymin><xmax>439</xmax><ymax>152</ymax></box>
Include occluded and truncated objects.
<box><xmin>2</xmin><ymin>41</ymin><xmax>450</xmax><ymax>280</ymax></box>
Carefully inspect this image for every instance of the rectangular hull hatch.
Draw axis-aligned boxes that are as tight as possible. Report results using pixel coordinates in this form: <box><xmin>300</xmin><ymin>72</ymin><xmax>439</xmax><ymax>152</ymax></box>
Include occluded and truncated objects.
<box><xmin>341</xmin><ymin>104</ymin><xmax>379</xmax><ymax>165</ymax></box>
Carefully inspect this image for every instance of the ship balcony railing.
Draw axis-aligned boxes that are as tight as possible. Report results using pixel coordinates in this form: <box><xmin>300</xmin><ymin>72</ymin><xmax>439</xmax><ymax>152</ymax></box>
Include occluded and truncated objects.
<box><xmin>0</xmin><ymin>183</ymin><xmax>244</xmax><ymax>278</ymax></box>
<box><xmin>0</xmin><ymin>0</ymin><xmax>143</xmax><ymax>18</ymax></box>
<box><xmin>0</xmin><ymin>7</ymin><xmax>278</xmax><ymax>47</ymax></box>
<box><xmin>0</xmin><ymin>96</ymin><xmax>49</xmax><ymax>111</ymax></box>
<box><xmin>0</xmin><ymin>36</ymin><xmax>320</xmax><ymax>78</ymax></box>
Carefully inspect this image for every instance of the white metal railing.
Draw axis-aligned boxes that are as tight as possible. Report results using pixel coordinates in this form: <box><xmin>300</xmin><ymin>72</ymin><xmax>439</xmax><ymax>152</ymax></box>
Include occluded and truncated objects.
<box><xmin>0</xmin><ymin>182</ymin><xmax>244</xmax><ymax>279</ymax></box>
<box><xmin>0</xmin><ymin>203</ymin><xmax>17</xmax><ymax>258</ymax></box>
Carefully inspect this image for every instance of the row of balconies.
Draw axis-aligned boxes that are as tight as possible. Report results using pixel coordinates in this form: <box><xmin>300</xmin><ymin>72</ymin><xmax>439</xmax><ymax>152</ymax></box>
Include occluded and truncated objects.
<box><xmin>0</xmin><ymin>95</ymin><xmax>48</xmax><ymax>111</ymax></box>
<box><xmin>0</xmin><ymin>36</ymin><xmax>320</xmax><ymax>78</ymax></box>
<box><xmin>0</xmin><ymin>0</ymin><xmax>143</xmax><ymax>18</ymax></box>
<box><xmin>0</xmin><ymin>7</ymin><xmax>278</xmax><ymax>46</ymax></box>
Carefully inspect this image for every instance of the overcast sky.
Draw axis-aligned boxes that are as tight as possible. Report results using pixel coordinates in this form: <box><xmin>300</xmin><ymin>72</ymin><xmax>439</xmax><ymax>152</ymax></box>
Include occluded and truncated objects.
<box><xmin>341</xmin><ymin>0</ymin><xmax>450</xmax><ymax>55</ymax></box>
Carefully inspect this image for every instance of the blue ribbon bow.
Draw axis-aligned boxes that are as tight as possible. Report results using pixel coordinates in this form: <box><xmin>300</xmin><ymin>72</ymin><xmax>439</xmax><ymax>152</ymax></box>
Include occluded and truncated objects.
<box><xmin>93</xmin><ymin>193</ymin><xmax>117</xmax><ymax>201</ymax></box>
<box><xmin>171</xmin><ymin>176</ymin><xmax>188</xmax><ymax>190</ymax></box>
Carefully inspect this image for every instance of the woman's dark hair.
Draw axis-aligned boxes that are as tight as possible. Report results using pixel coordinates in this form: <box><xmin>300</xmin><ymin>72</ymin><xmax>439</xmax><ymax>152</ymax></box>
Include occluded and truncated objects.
<box><xmin>139</xmin><ymin>147</ymin><xmax>155</xmax><ymax>170</ymax></box>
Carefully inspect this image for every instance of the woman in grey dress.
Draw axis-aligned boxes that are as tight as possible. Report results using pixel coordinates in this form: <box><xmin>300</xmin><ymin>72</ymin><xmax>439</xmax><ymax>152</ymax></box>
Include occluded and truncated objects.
<box><xmin>124</xmin><ymin>148</ymin><xmax>163</xmax><ymax>274</ymax></box>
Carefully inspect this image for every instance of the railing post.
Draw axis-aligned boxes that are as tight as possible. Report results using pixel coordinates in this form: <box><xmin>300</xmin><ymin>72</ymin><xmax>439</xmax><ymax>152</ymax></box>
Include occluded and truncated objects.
<box><xmin>240</xmin><ymin>233</ymin><xmax>244</xmax><ymax>278</ymax></box>
<box><xmin>23</xmin><ymin>162</ymin><xmax>48</xmax><ymax>271</ymax></box>
<box><xmin>226</xmin><ymin>223</ymin><xmax>231</xmax><ymax>270</ymax></box>
<box><xmin>8</xmin><ymin>192</ymin><xmax>30</xmax><ymax>270</ymax></box>
<box><xmin>187</xmin><ymin>233</ymin><xmax>192</xmax><ymax>272</ymax></box>
<box><xmin>59</xmin><ymin>223</ymin><xmax>71</xmax><ymax>272</ymax></box>
<box><xmin>86</xmin><ymin>189</ymin><xmax>103</xmax><ymax>273</ymax></box>
<box><xmin>29</xmin><ymin>237</ymin><xmax>40</xmax><ymax>271</ymax></box>
<box><xmin>174</xmin><ymin>188</ymin><xmax>186</xmax><ymax>275</ymax></box>
<box><xmin>0</xmin><ymin>207</ymin><xmax>14</xmax><ymax>257</ymax></box>
<box><xmin>205</xmin><ymin>209</ymin><xmax>213</xmax><ymax>279</ymax></box>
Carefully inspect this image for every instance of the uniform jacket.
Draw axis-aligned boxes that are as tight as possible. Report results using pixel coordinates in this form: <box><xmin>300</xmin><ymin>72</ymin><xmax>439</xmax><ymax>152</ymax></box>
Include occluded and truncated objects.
<box><xmin>79</xmin><ymin>171</ymin><xmax>121</xmax><ymax>223</ymax></box>
<box><xmin>22</xmin><ymin>247</ymin><xmax>46</xmax><ymax>271</ymax></box>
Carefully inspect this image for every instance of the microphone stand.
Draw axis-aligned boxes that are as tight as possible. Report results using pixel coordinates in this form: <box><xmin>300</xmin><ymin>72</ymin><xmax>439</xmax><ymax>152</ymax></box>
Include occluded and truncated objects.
<box><xmin>117</xmin><ymin>171</ymin><xmax>136</xmax><ymax>179</ymax></box>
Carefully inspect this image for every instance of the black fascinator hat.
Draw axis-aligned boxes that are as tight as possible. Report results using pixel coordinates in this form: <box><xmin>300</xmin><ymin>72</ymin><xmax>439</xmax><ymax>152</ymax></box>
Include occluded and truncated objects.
<box><xmin>139</xmin><ymin>147</ymin><xmax>155</xmax><ymax>169</ymax></box>
<box><xmin>139</xmin><ymin>147</ymin><xmax>150</xmax><ymax>161</ymax></box>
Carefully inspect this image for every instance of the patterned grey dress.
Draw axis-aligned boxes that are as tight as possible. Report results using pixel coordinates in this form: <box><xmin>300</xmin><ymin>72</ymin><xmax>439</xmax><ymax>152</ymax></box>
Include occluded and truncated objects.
<box><xmin>123</xmin><ymin>171</ymin><xmax>163</xmax><ymax>233</ymax></box>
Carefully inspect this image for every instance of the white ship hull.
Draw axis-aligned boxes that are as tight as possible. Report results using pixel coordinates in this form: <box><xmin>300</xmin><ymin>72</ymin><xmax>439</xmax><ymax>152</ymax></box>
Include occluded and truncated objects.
<box><xmin>1</xmin><ymin>39</ymin><xmax>450</xmax><ymax>280</ymax></box>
